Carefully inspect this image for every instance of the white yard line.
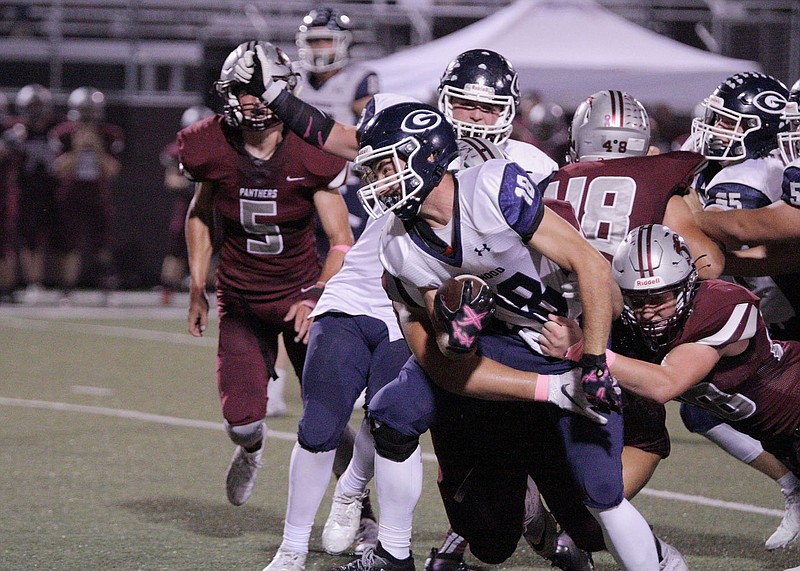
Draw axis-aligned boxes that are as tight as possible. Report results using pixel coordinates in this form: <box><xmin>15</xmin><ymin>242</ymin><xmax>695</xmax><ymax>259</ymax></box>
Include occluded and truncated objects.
<box><xmin>0</xmin><ymin>311</ymin><xmax>786</xmax><ymax>519</ymax></box>
<box><xmin>0</xmin><ymin>395</ymin><xmax>784</xmax><ymax>519</ymax></box>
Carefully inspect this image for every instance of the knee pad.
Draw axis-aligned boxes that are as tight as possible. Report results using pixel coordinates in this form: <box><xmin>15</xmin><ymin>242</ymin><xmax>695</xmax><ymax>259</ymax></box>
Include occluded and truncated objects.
<box><xmin>225</xmin><ymin>419</ymin><xmax>265</xmax><ymax>448</ymax></box>
<box><xmin>679</xmin><ymin>403</ymin><xmax>723</xmax><ymax>434</ymax></box>
<box><xmin>371</xmin><ymin>419</ymin><xmax>419</xmax><ymax>462</ymax></box>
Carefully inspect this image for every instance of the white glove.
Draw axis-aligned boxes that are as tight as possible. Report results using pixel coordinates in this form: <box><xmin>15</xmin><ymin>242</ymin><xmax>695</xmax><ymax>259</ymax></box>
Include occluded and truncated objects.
<box><xmin>540</xmin><ymin>368</ymin><xmax>608</xmax><ymax>425</ymax></box>
<box><xmin>254</xmin><ymin>44</ymin><xmax>290</xmax><ymax>104</ymax></box>
<box><xmin>232</xmin><ymin>49</ymin><xmax>255</xmax><ymax>84</ymax></box>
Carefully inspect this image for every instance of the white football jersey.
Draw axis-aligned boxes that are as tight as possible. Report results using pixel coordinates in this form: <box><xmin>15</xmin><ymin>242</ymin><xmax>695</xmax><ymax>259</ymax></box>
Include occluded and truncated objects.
<box><xmin>697</xmin><ymin>155</ymin><xmax>784</xmax><ymax>211</ymax></box>
<box><xmin>310</xmin><ymin>215</ymin><xmax>403</xmax><ymax>341</ymax></box>
<box><xmin>380</xmin><ymin>159</ymin><xmax>581</xmax><ymax>336</ymax></box>
<box><xmin>501</xmin><ymin>138</ymin><xmax>558</xmax><ymax>186</ymax></box>
<box><xmin>296</xmin><ymin>63</ymin><xmax>378</xmax><ymax>126</ymax></box>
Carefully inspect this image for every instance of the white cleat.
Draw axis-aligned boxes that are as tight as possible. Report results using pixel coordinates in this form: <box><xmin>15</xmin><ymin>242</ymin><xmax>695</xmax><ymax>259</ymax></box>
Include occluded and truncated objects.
<box><xmin>322</xmin><ymin>489</ymin><xmax>368</xmax><ymax>554</ymax></box>
<box><xmin>225</xmin><ymin>424</ymin><xmax>265</xmax><ymax>506</ymax></box>
<box><xmin>657</xmin><ymin>537</ymin><xmax>688</xmax><ymax>571</ymax></box>
<box><xmin>262</xmin><ymin>547</ymin><xmax>307</xmax><ymax>571</ymax></box>
<box><xmin>767</xmin><ymin>487</ymin><xmax>800</xmax><ymax>550</ymax></box>
<box><xmin>354</xmin><ymin>516</ymin><xmax>379</xmax><ymax>555</ymax></box>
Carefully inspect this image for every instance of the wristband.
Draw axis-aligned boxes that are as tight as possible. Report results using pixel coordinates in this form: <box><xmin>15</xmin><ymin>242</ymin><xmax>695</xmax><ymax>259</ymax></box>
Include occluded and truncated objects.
<box><xmin>269</xmin><ymin>91</ymin><xmax>335</xmax><ymax>148</ymax></box>
<box><xmin>533</xmin><ymin>374</ymin><xmax>550</xmax><ymax>402</ymax></box>
<box><xmin>605</xmin><ymin>349</ymin><xmax>617</xmax><ymax>367</ymax></box>
<box><xmin>330</xmin><ymin>244</ymin><xmax>351</xmax><ymax>254</ymax></box>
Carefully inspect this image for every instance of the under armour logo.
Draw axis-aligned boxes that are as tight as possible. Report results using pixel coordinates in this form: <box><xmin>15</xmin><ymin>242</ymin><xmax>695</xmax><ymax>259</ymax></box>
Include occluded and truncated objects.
<box><xmin>474</xmin><ymin>244</ymin><xmax>491</xmax><ymax>256</ymax></box>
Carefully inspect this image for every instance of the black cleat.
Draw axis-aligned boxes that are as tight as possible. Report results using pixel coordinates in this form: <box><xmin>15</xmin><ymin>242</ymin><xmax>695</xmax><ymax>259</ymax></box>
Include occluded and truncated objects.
<box><xmin>423</xmin><ymin>548</ymin><xmax>468</xmax><ymax>571</ymax></box>
<box><xmin>549</xmin><ymin>531</ymin><xmax>594</xmax><ymax>571</ymax></box>
<box><xmin>328</xmin><ymin>542</ymin><xmax>415</xmax><ymax>571</ymax></box>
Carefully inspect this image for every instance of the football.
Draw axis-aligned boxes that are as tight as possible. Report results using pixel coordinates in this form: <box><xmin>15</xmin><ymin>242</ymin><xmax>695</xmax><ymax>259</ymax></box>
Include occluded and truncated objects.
<box><xmin>433</xmin><ymin>275</ymin><xmax>495</xmax><ymax>359</ymax></box>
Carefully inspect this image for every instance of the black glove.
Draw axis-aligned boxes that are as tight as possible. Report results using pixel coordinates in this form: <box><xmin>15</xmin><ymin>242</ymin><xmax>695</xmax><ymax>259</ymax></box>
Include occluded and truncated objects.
<box><xmin>579</xmin><ymin>353</ymin><xmax>622</xmax><ymax>414</ymax></box>
<box><xmin>434</xmin><ymin>278</ymin><xmax>496</xmax><ymax>355</ymax></box>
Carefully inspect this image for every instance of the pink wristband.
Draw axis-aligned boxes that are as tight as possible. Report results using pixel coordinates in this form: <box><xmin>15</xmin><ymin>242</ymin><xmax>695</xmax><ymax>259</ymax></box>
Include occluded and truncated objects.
<box><xmin>300</xmin><ymin>299</ymin><xmax>317</xmax><ymax>310</ymax></box>
<box><xmin>605</xmin><ymin>349</ymin><xmax>617</xmax><ymax>367</ymax></box>
<box><xmin>331</xmin><ymin>244</ymin><xmax>351</xmax><ymax>254</ymax></box>
<box><xmin>534</xmin><ymin>375</ymin><xmax>550</xmax><ymax>402</ymax></box>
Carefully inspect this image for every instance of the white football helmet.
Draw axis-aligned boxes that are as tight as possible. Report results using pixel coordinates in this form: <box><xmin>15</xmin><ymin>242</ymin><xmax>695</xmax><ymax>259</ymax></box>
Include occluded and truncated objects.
<box><xmin>612</xmin><ymin>224</ymin><xmax>698</xmax><ymax>351</ymax></box>
<box><xmin>778</xmin><ymin>79</ymin><xmax>800</xmax><ymax>165</ymax></box>
<box><xmin>296</xmin><ymin>8</ymin><xmax>352</xmax><ymax>73</ymax></box>
<box><xmin>568</xmin><ymin>90</ymin><xmax>650</xmax><ymax>162</ymax></box>
<box><xmin>67</xmin><ymin>86</ymin><xmax>105</xmax><ymax>123</ymax></box>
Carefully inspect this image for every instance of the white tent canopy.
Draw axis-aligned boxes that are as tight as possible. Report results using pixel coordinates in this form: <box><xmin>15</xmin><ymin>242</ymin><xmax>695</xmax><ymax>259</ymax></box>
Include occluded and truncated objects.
<box><xmin>371</xmin><ymin>0</ymin><xmax>762</xmax><ymax>113</ymax></box>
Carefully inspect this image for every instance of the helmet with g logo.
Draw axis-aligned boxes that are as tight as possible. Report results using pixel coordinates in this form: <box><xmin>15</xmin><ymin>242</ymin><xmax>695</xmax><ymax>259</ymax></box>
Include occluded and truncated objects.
<box><xmin>691</xmin><ymin>72</ymin><xmax>789</xmax><ymax>161</ymax></box>
<box><xmin>356</xmin><ymin>102</ymin><xmax>458</xmax><ymax>220</ymax></box>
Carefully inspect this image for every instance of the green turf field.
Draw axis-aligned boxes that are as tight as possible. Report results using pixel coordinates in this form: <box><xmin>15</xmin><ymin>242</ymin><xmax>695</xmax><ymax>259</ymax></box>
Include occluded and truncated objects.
<box><xmin>1</xmin><ymin>294</ymin><xmax>798</xmax><ymax>570</ymax></box>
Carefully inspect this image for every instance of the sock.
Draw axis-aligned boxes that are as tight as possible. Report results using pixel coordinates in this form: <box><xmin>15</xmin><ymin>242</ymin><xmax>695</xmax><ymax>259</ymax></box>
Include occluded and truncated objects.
<box><xmin>374</xmin><ymin>446</ymin><xmax>423</xmax><ymax>560</ymax></box>
<box><xmin>437</xmin><ymin>528</ymin><xmax>467</xmax><ymax>557</ymax></box>
<box><xmin>281</xmin><ymin>443</ymin><xmax>336</xmax><ymax>553</ymax></box>
<box><xmin>779</xmin><ymin>471</ymin><xmax>800</xmax><ymax>493</ymax></box>
<box><xmin>588</xmin><ymin>499</ymin><xmax>659</xmax><ymax>571</ymax></box>
<box><xmin>337</xmin><ymin>418</ymin><xmax>375</xmax><ymax>497</ymax></box>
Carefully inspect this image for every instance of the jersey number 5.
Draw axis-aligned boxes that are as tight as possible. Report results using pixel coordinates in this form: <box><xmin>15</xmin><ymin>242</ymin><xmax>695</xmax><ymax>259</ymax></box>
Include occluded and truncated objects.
<box><xmin>240</xmin><ymin>199</ymin><xmax>284</xmax><ymax>255</ymax></box>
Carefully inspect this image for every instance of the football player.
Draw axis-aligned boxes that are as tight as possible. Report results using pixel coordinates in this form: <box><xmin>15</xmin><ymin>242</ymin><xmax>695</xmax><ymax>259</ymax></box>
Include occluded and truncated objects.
<box><xmin>180</xmin><ymin>41</ymin><xmax>353</xmax><ymax>509</ymax></box>
<box><xmin>351</xmin><ymin>101</ymin><xmax>662</xmax><ymax>571</ymax></box>
<box><xmin>158</xmin><ymin>105</ymin><xmax>214</xmax><ymax>306</ymax></box>
<box><xmin>604</xmin><ymin>224</ymin><xmax>800</xmax><ymax>516</ymax></box>
<box><xmin>49</xmin><ymin>86</ymin><xmax>125</xmax><ymax>303</ymax></box>
<box><xmin>244</xmin><ymin>45</ymin><xmax>596</xmax><ymax>571</ymax></box>
<box><xmin>5</xmin><ymin>84</ymin><xmax>59</xmax><ymax>304</ymax></box>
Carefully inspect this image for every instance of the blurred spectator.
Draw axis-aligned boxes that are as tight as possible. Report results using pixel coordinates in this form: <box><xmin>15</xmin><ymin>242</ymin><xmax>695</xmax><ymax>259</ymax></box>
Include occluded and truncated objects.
<box><xmin>0</xmin><ymin>92</ymin><xmax>17</xmax><ymax>303</ymax></box>
<box><xmin>158</xmin><ymin>104</ymin><xmax>214</xmax><ymax>305</ymax></box>
<box><xmin>5</xmin><ymin>84</ymin><xmax>60</xmax><ymax>304</ymax></box>
<box><xmin>513</xmin><ymin>91</ymin><xmax>570</xmax><ymax>165</ymax></box>
<box><xmin>50</xmin><ymin>86</ymin><xmax>124</xmax><ymax>303</ymax></box>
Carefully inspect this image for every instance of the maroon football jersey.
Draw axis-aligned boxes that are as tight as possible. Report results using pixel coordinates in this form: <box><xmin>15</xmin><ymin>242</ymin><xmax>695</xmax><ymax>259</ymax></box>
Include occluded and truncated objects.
<box><xmin>177</xmin><ymin>116</ymin><xmax>347</xmax><ymax>299</ymax></box>
<box><xmin>49</xmin><ymin>120</ymin><xmax>125</xmax><ymax>157</ymax></box>
<box><xmin>672</xmin><ymin>279</ymin><xmax>800</xmax><ymax>440</ymax></box>
<box><xmin>544</xmin><ymin>151</ymin><xmax>704</xmax><ymax>262</ymax></box>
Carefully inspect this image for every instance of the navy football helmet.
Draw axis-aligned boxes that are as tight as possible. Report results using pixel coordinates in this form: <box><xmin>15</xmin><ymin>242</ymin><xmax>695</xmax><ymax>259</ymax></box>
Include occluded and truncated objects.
<box><xmin>437</xmin><ymin>49</ymin><xmax>519</xmax><ymax>145</ymax></box>
<box><xmin>356</xmin><ymin>102</ymin><xmax>459</xmax><ymax>220</ymax></box>
<box><xmin>692</xmin><ymin>71</ymin><xmax>789</xmax><ymax>161</ymax></box>
<box><xmin>778</xmin><ymin>79</ymin><xmax>800</xmax><ymax>165</ymax></box>
<box><xmin>612</xmin><ymin>224</ymin><xmax>699</xmax><ymax>352</ymax></box>
<box><xmin>215</xmin><ymin>41</ymin><xmax>297</xmax><ymax>131</ymax></box>
<box><xmin>296</xmin><ymin>7</ymin><xmax>352</xmax><ymax>73</ymax></box>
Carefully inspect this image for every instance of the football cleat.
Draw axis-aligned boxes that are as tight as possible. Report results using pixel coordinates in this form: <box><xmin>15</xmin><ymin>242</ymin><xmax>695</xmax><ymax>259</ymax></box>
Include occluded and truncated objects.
<box><xmin>422</xmin><ymin>548</ymin><xmax>467</xmax><ymax>571</ymax></box>
<box><xmin>766</xmin><ymin>487</ymin><xmax>800</xmax><ymax>550</ymax></box>
<box><xmin>328</xmin><ymin>543</ymin><xmax>415</xmax><ymax>571</ymax></box>
<box><xmin>524</xmin><ymin>512</ymin><xmax>593</xmax><ymax>571</ymax></box>
<box><xmin>550</xmin><ymin>531</ymin><xmax>594</xmax><ymax>571</ymax></box>
<box><xmin>262</xmin><ymin>546</ymin><xmax>307</xmax><ymax>571</ymax></box>
<box><xmin>225</xmin><ymin>423</ymin><xmax>266</xmax><ymax>506</ymax></box>
<box><xmin>354</xmin><ymin>516</ymin><xmax>380</xmax><ymax>555</ymax></box>
<box><xmin>656</xmin><ymin>537</ymin><xmax>688</xmax><ymax>571</ymax></box>
<box><xmin>322</xmin><ymin>489</ymin><xmax>368</xmax><ymax>554</ymax></box>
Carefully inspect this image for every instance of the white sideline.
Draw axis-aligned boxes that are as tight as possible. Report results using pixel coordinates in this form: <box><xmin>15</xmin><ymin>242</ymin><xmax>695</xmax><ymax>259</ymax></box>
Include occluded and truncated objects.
<box><xmin>0</xmin><ymin>395</ymin><xmax>784</xmax><ymax>519</ymax></box>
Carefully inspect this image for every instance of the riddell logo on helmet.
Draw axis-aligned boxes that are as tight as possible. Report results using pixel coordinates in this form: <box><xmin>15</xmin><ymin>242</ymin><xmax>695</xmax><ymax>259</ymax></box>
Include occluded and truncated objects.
<box><xmin>635</xmin><ymin>276</ymin><xmax>663</xmax><ymax>288</ymax></box>
<box><xmin>464</xmin><ymin>83</ymin><xmax>495</xmax><ymax>96</ymax></box>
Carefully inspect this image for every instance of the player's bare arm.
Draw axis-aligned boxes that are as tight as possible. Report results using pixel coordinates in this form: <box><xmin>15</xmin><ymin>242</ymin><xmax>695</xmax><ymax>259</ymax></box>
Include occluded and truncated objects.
<box><xmin>393</xmin><ymin>297</ymin><xmax>606</xmax><ymax>424</ymax></box>
<box><xmin>185</xmin><ymin>181</ymin><xmax>214</xmax><ymax>337</ymax></box>
<box><xmin>609</xmin><ymin>341</ymin><xmax>740</xmax><ymax>403</ymax></box>
<box><xmin>695</xmin><ymin>201</ymin><xmax>800</xmax><ymax>247</ymax></box>
<box><xmin>664</xmin><ymin>194</ymin><xmax>724</xmax><ymax>279</ymax></box>
<box><xmin>283</xmin><ymin>185</ymin><xmax>354</xmax><ymax>344</ymax></box>
<box><xmin>528</xmin><ymin>206</ymin><xmax>620</xmax><ymax>356</ymax></box>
